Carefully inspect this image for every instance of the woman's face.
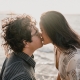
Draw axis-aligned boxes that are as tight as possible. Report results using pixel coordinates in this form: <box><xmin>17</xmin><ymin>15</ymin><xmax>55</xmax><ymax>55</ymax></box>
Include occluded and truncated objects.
<box><xmin>40</xmin><ymin>23</ymin><xmax>52</xmax><ymax>45</ymax></box>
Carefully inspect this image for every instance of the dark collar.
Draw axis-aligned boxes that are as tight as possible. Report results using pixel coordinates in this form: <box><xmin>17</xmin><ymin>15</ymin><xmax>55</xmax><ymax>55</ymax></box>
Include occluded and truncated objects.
<box><xmin>14</xmin><ymin>52</ymin><xmax>36</xmax><ymax>68</ymax></box>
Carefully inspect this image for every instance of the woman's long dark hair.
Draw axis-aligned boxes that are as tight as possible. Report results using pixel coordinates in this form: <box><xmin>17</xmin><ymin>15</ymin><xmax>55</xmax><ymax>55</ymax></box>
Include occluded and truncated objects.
<box><xmin>40</xmin><ymin>11</ymin><xmax>80</xmax><ymax>52</ymax></box>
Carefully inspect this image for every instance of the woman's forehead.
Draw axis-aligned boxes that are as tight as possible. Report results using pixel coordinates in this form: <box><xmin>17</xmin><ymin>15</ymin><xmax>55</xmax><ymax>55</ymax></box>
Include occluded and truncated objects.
<box><xmin>40</xmin><ymin>24</ymin><xmax>44</xmax><ymax>29</ymax></box>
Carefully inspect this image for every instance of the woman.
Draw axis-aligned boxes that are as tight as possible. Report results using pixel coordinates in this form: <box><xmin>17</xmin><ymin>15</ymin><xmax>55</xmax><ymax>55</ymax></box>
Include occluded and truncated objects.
<box><xmin>39</xmin><ymin>11</ymin><xmax>80</xmax><ymax>80</ymax></box>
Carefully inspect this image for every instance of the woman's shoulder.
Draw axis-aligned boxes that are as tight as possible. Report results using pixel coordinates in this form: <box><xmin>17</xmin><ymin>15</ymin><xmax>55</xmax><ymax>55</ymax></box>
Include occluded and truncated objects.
<box><xmin>54</xmin><ymin>46</ymin><xmax>61</xmax><ymax>69</ymax></box>
<box><xmin>65</xmin><ymin>48</ymin><xmax>80</xmax><ymax>77</ymax></box>
<box><xmin>59</xmin><ymin>48</ymin><xmax>80</xmax><ymax>66</ymax></box>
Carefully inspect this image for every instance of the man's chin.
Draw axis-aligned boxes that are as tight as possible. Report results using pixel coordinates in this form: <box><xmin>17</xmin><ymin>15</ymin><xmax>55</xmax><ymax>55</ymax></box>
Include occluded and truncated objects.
<box><xmin>36</xmin><ymin>45</ymin><xmax>43</xmax><ymax>50</ymax></box>
<box><xmin>40</xmin><ymin>44</ymin><xmax>43</xmax><ymax>47</ymax></box>
<box><xmin>38</xmin><ymin>44</ymin><xmax>43</xmax><ymax>48</ymax></box>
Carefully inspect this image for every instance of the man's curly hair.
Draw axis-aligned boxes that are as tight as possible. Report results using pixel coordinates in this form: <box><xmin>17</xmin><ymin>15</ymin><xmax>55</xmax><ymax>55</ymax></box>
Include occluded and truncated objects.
<box><xmin>1</xmin><ymin>14</ymin><xmax>36</xmax><ymax>53</ymax></box>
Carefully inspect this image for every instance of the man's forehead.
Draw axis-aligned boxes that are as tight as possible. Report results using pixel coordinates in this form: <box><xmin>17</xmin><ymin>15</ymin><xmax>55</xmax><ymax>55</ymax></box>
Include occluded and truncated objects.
<box><xmin>31</xmin><ymin>23</ymin><xmax>38</xmax><ymax>30</ymax></box>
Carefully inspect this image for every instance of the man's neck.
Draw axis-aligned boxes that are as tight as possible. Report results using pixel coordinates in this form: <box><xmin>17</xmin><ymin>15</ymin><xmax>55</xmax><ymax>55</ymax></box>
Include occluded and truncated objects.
<box><xmin>23</xmin><ymin>48</ymin><xmax>34</xmax><ymax>57</ymax></box>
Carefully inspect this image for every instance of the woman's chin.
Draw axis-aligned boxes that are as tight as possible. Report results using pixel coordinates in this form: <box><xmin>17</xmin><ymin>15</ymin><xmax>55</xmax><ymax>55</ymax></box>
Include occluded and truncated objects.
<box><xmin>42</xmin><ymin>41</ymin><xmax>48</xmax><ymax>45</ymax></box>
<box><xmin>42</xmin><ymin>41</ymin><xmax>51</xmax><ymax>45</ymax></box>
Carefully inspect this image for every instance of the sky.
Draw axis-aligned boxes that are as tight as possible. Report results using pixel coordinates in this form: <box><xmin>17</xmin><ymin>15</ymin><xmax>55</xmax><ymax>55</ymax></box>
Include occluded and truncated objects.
<box><xmin>0</xmin><ymin>0</ymin><xmax>80</xmax><ymax>21</ymax></box>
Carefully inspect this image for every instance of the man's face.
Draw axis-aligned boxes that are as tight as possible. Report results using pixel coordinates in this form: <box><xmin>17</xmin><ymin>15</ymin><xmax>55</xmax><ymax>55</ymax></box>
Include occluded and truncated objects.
<box><xmin>29</xmin><ymin>26</ymin><xmax>43</xmax><ymax>50</ymax></box>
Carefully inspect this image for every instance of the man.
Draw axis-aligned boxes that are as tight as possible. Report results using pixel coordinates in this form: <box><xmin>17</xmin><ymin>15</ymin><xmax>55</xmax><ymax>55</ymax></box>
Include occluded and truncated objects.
<box><xmin>0</xmin><ymin>15</ymin><xmax>43</xmax><ymax>80</ymax></box>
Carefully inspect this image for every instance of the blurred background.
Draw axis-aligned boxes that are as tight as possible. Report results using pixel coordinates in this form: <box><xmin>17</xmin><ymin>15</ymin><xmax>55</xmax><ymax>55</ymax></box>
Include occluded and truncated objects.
<box><xmin>0</xmin><ymin>0</ymin><xmax>80</xmax><ymax>80</ymax></box>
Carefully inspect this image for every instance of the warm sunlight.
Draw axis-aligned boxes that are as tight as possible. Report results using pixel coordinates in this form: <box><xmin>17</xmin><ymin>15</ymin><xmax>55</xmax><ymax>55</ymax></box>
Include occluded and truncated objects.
<box><xmin>0</xmin><ymin>0</ymin><xmax>80</xmax><ymax>16</ymax></box>
<box><xmin>0</xmin><ymin>1</ymin><xmax>80</xmax><ymax>80</ymax></box>
<box><xmin>0</xmin><ymin>0</ymin><xmax>80</xmax><ymax>28</ymax></box>
<box><xmin>0</xmin><ymin>0</ymin><xmax>80</xmax><ymax>29</ymax></box>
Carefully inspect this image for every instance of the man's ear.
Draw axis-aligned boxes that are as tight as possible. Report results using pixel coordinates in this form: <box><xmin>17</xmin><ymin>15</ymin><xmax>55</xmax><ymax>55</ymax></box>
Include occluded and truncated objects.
<box><xmin>23</xmin><ymin>40</ymin><xmax>29</xmax><ymax>48</ymax></box>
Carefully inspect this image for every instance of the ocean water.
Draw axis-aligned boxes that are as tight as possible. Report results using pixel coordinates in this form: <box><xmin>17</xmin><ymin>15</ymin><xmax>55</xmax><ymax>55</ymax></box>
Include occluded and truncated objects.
<box><xmin>0</xmin><ymin>14</ymin><xmax>80</xmax><ymax>80</ymax></box>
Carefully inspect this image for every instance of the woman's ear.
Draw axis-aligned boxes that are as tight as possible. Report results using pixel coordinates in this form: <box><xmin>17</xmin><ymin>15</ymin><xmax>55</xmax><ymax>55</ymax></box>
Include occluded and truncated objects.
<box><xmin>23</xmin><ymin>40</ymin><xmax>29</xmax><ymax>48</ymax></box>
